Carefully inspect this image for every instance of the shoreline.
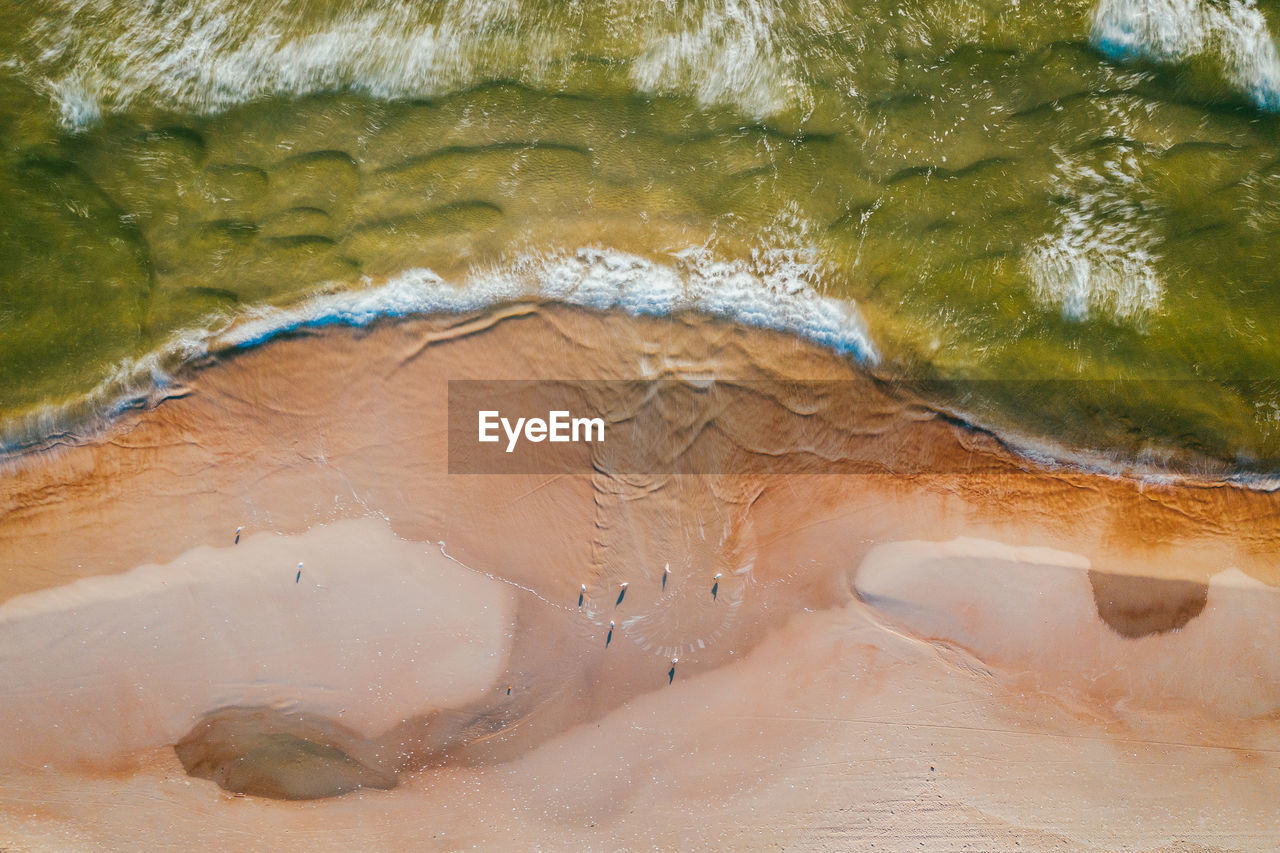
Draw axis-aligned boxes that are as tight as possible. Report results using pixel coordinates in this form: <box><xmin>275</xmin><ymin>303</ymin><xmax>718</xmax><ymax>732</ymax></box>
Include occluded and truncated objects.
<box><xmin>5</xmin><ymin>286</ymin><xmax>1280</xmax><ymax>493</ymax></box>
<box><xmin>0</xmin><ymin>241</ymin><xmax>879</xmax><ymax>461</ymax></box>
<box><xmin>6</xmin><ymin>302</ymin><xmax>1280</xmax><ymax>591</ymax></box>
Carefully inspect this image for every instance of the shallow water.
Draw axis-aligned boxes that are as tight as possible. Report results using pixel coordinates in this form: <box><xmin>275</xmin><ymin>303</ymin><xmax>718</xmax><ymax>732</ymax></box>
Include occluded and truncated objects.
<box><xmin>4</xmin><ymin>0</ymin><xmax>1280</xmax><ymax>468</ymax></box>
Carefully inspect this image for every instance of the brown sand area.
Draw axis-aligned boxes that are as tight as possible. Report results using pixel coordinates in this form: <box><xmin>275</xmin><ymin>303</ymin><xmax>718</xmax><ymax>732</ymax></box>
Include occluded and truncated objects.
<box><xmin>0</xmin><ymin>304</ymin><xmax>1278</xmax><ymax>850</ymax></box>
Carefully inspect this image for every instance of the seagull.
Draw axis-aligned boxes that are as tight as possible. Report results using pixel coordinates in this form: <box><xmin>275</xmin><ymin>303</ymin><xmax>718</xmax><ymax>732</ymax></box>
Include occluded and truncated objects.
<box><xmin>235</xmin><ymin>526</ymin><xmax>242</xmax><ymax>545</ymax></box>
<box><xmin>606</xmin><ymin>620</ymin><xmax>614</xmax><ymax>647</ymax></box>
<box><xmin>712</xmin><ymin>572</ymin><xmax>722</xmax><ymax>601</ymax></box>
<box><xmin>616</xmin><ymin>582</ymin><xmax>629</xmax><ymax>607</ymax></box>
<box><xmin>579</xmin><ymin>583</ymin><xmax>586</xmax><ymax>608</ymax></box>
<box><xmin>668</xmin><ymin>657</ymin><xmax>678</xmax><ymax>684</ymax></box>
<box><xmin>296</xmin><ymin>562</ymin><xmax>302</xmax><ymax>583</ymax></box>
<box><xmin>662</xmin><ymin>563</ymin><xmax>670</xmax><ymax>590</ymax></box>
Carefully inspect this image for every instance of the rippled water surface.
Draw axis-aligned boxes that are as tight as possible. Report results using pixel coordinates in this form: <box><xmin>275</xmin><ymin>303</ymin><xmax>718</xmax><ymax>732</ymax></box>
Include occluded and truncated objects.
<box><xmin>3</xmin><ymin>0</ymin><xmax>1280</xmax><ymax>468</ymax></box>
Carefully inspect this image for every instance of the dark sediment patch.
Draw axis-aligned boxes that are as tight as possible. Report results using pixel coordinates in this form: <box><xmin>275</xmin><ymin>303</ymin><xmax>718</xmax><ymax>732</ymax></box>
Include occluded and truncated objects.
<box><xmin>374</xmin><ymin>140</ymin><xmax>592</xmax><ymax>177</ymax></box>
<box><xmin>266</xmin><ymin>233</ymin><xmax>337</xmax><ymax>249</ymax></box>
<box><xmin>1088</xmin><ymin>570</ymin><xmax>1209</xmax><ymax>638</ymax></box>
<box><xmin>201</xmin><ymin>217</ymin><xmax>259</xmax><ymax>238</ymax></box>
<box><xmin>175</xmin><ymin>707</ymin><xmax>397</xmax><ymax>800</ymax></box>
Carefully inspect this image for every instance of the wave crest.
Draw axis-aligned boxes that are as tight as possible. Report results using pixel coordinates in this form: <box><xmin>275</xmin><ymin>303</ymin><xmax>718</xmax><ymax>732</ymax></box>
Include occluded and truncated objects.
<box><xmin>1092</xmin><ymin>0</ymin><xmax>1280</xmax><ymax>110</ymax></box>
<box><xmin>1</xmin><ymin>245</ymin><xmax>877</xmax><ymax>457</ymax></box>
<box><xmin>24</xmin><ymin>0</ymin><xmax>825</xmax><ymax>127</ymax></box>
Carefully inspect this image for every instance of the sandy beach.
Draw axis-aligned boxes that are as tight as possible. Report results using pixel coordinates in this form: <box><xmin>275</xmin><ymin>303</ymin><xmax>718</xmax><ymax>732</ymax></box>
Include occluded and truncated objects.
<box><xmin>0</xmin><ymin>304</ymin><xmax>1277</xmax><ymax>850</ymax></box>
<box><xmin>7</xmin><ymin>0</ymin><xmax>1280</xmax><ymax>845</ymax></box>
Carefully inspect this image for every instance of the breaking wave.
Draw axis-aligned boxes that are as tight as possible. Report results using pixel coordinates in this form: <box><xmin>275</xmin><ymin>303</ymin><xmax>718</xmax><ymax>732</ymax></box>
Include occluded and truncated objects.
<box><xmin>1092</xmin><ymin>0</ymin><xmax>1280</xmax><ymax>110</ymax></box>
<box><xmin>1024</xmin><ymin>143</ymin><xmax>1164</xmax><ymax>322</ymax></box>
<box><xmin>0</xmin><ymin>245</ymin><xmax>877</xmax><ymax>458</ymax></box>
<box><xmin>22</xmin><ymin>0</ymin><xmax>828</xmax><ymax>128</ymax></box>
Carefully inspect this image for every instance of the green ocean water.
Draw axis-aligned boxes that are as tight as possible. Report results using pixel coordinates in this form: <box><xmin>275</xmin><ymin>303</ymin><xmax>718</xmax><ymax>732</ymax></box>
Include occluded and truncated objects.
<box><xmin>3</xmin><ymin>0</ymin><xmax>1280</xmax><ymax>471</ymax></box>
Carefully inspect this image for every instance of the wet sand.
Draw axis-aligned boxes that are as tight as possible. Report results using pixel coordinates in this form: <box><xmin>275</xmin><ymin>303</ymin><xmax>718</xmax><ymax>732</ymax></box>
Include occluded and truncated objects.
<box><xmin>1</xmin><ymin>304</ymin><xmax>1278</xmax><ymax>850</ymax></box>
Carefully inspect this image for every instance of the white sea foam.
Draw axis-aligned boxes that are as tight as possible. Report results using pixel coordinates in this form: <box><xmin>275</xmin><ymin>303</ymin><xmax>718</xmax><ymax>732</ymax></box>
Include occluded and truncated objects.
<box><xmin>31</xmin><ymin>0</ymin><xmax>547</xmax><ymax>127</ymax></box>
<box><xmin>9</xmin><ymin>246</ymin><xmax>1280</xmax><ymax>489</ymax></box>
<box><xmin>24</xmin><ymin>0</ymin><xmax>825</xmax><ymax>127</ymax></box>
<box><xmin>28</xmin><ymin>0</ymin><xmax>1280</xmax><ymax>127</ymax></box>
<box><xmin>0</xmin><ymin>325</ymin><xmax>220</xmax><ymax>461</ymax></box>
<box><xmin>222</xmin><ymin>246</ymin><xmax>878</xmax><ymax>356</ymax></box>
<box><xmin>629</xmin><ymin>0</ymin><xmax>807</xmax><ymax>119</ymax></box>
<box><xmin>1092</xmin><ymin>0</ymin><xmax>1280</xmax><ymax>110</ymax></box>
<box><xmin>930</xmin><ymin>393</ymin><xmax>1280</xmax><ymax>490</ymax></box>
<box><xmin>1024</xmin><ymin>145</ymin><xmax>1164</xmax><ymax>323</ymax></box>
<box><xmin>1</xmin><ymin>246</ymin><xmax>876</xmax><ymax>458</ymax></box>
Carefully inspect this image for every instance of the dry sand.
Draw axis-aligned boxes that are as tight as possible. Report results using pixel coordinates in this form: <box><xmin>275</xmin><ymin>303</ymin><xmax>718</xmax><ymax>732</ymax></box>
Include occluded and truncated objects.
<box><xmin>0</xmin><ymin>518</ymin><xmax>515</xmax><ymax>769</ymax></box>
<box><xmin>0</xmin><ymin>304</ymin><xmax>1277</xmax><ymax>850</ymax></box>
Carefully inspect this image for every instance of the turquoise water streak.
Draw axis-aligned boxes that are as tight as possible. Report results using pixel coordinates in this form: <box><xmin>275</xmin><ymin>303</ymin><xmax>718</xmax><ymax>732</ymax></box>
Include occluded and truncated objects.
<box><xmin>2</xmin><ymin>0</ymin><xmax>1280</xmax><ymax>469</ymax></box>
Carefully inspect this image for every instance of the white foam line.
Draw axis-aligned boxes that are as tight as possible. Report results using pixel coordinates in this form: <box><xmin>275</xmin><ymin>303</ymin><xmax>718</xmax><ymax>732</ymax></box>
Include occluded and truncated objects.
<box><xmin>0</xmin><ymin>246</ymin><xmax>877</xmax><ymax>458</ymax></box>
<box><xmin>6</xmin><ymin>245</ymin><xmax>1278</xmax><ymax>492</ymax></box>
<box><xmin>27</xmin><ymin>0</ymin><xmax>827</xmax><ymax>127</ymax></box>
<box><xmin>1092</xmin><ymin>0</ymin><xmax>1280</xmax><ymax>111</ymax></box>
<box><xmin>219</xmin><ymin>246</ymin><xmax>879</xmax><ymax>358</ymax></box>
<box><xmin>933</xmin><ymin>396</ymin><xmax>1280</xmax><ymax>492</ymax></box>
<box><xmin>630</xmin><ymin>0</ymin><xmax>808</xmax><ymax>119</ymax></box>
<box><xmin>1023</xmin><ymin>144</ymin><xmax>1164</xmax><ymax>323</ymax></box>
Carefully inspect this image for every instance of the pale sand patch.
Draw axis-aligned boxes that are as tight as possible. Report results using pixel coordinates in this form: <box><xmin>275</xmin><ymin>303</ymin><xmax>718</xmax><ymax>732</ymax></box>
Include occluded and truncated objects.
<box><xmin>0</xmin><ymin>590</ymin><xmax>1276</xmax><ymax>851</ymax></box>
<box><xmin>0</xmin><ymin>517</ymin><xmax>515</xmax><ymax>769</ymax></box>
<box><xmin>855</xmin><ymin>536</ymin><xmax>1280</xmax><ymax>718</ymax></box>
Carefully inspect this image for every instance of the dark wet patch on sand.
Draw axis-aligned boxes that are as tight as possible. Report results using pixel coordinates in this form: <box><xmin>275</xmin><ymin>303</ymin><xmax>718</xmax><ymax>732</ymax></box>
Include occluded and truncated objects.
<box><xmin>1088</xmin><ymin>570</ymin><xmax>1209</xmax><ymax>638</ymax></box>
<box><xmin>175</xmin><ymin>707</ymin><xmax>397</xmax><ymax>800</ymax></box>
